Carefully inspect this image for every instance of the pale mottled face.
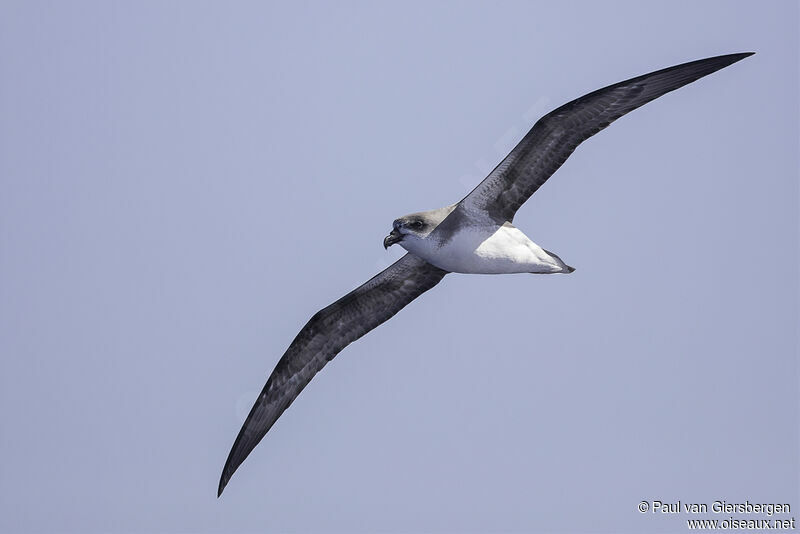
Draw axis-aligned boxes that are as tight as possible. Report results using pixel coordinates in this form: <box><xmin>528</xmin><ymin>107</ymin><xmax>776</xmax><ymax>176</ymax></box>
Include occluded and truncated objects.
<box><xmin>383</xmin><ymin>214</ymin><xmax>433</xmax><ymax>249</ymax></box>
<box><xmin>382</xmin><ymin>205</ymin><xmax>457</xmax><ymax>250</ymax></box>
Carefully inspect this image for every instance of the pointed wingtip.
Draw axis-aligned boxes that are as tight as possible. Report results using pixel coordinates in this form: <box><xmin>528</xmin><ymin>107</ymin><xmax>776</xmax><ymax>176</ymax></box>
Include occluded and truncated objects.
<box><xmin>218</xmin><ymin>460</ymin><xmax>235</xmax><ymax>497</ymax></box>
<box><xmin>703</xmin><ymin>52</ymin><xmax>755</xmax><ymax>68</ymax></box>
<box><xmin>728</xmin><ymin>52</ymin><xmax>755</xmax><ymax>63</ymax></box>
<box><xmin>706</xmin><ymin>52</ymin><xmax>755</xmax><ymax>69</ymax></box>
<box><xmin>217</xmin><ymin>474</ymin><xmax>228</xmax><ymax>498</ymax></box>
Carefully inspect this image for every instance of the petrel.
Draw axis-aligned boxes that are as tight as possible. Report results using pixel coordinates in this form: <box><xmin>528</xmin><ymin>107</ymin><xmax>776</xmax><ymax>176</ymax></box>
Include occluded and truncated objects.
<box><xmin>218</xmin><ymin>52</ymin><xmax>753</xmax><ymax>495</ymax></box>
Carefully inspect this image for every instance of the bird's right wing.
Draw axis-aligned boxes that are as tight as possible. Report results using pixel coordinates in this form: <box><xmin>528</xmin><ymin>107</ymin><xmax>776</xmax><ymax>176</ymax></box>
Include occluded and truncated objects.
<box><xmin>218</xmin><ymin>253</ymin><xmax>447</xmax><ymax>496</ymax></box>
<box><xmin>460</xmin><ymin>52</ymin><xmax>754</xmax><ymax>223</ymax></box>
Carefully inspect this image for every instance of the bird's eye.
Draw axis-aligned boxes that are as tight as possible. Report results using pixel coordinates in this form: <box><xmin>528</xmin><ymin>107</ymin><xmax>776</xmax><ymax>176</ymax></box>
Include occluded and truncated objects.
<box><xmin>411</xmin><ymin>221</ymin><xmax>424</xmax><ymax>229</ymax></box>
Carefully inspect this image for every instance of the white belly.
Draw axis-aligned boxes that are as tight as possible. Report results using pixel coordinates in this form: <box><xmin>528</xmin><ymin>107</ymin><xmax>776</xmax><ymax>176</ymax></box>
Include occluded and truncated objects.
<box><xmin>403</xmin><ymin>224</ymin><xmax>568</xmax><ymax>274</ymax></box>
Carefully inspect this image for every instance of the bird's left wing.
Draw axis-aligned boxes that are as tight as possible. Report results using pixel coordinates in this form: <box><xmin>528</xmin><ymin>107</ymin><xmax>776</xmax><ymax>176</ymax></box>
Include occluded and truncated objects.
<box><xmin>460</xmin><ymin>52</ymin><xmax>753</xmax><ymax>223</ymax></box>
<box><xmin>218</xmin><ymin>253</ymin><xmax>448</xmax><ymax>496</ymax></box>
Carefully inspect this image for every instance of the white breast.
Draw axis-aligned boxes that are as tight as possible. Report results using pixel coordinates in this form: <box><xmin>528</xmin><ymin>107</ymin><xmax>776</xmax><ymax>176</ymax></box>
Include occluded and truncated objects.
<box><xmin>403</xmin><ymin>223</ymin><xmax>567</xmax><ymax>274</ymax></box>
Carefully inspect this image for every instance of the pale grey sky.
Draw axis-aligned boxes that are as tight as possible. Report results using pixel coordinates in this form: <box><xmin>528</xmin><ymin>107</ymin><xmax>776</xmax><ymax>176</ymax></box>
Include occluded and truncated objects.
<box><xmin>1</xmin><ymin>1</ymin><xmax>797</xmax><ymax>533</ymax></box>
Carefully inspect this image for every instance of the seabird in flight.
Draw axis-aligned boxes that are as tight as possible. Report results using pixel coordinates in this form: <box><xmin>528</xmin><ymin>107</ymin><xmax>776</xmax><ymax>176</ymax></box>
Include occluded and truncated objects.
<box><xmin>218</xmin><ymin>52</ymin><xmax>753</xmax><ymax>495</ymax></box>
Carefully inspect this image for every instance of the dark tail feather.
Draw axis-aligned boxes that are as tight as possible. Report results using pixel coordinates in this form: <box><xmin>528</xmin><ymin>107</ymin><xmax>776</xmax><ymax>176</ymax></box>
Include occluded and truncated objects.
<box><xmin>541</xmin><ymin>249</ymin><xmax>575</xmax><ymax>274</ymax></box>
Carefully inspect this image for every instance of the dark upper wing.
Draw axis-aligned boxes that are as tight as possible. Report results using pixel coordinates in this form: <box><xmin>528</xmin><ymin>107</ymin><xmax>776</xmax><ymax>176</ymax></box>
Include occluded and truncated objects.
<box><xmin>460</xmin><ymin>52</ymin><xmax>754</xmax><ymax>223</ymax></box>
<box><xmin>218</xmin><ymin>253</ymin><xmax>447</xmax><ymax>496</ymax></box>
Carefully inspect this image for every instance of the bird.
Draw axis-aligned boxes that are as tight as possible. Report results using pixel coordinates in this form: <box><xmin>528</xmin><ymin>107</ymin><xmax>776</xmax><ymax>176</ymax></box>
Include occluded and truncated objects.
<box><xmin>218</xmin><ymin>52</ymin><xmax>753</xmax><ymax>496</ymax></box>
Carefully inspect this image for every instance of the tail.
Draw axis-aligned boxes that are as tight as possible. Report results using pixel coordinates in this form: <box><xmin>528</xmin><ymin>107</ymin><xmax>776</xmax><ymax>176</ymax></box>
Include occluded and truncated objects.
<box><xmin>541</xmin><ymin>249</ymin><xmax>575</xmax><ymax>274</ymax></box>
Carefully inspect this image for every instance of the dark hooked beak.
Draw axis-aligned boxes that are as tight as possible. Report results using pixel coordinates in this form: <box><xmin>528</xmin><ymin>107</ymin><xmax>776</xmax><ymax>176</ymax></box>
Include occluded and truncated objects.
<box><xmin>383</xmin><ymin>229</ymin><xmax>403</xmax><ymax>249</ymax></box>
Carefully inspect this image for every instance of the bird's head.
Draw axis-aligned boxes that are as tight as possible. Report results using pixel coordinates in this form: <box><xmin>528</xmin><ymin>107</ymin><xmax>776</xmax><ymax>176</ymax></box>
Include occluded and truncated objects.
<box><xmin>383</xmin><ymin>205</ymin><xmax>457</xmax><ymax>251</ymax></box>
<box><xmin>383</xmin><ymin>215</ymin><xmax>432</xmax><ymax>250</ymax></box>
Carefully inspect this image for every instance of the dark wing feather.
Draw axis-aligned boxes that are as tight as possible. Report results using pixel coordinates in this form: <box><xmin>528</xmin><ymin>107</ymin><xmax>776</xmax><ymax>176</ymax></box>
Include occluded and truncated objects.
<box><xmin>461</xmin><ymin>52</ymin><xmax>754</xmax><ymax>223</ymax></box>
<box><xmin>218</xmin><ymin>253</ymin><xmax>447</xmax><ymax>496</ymax></box>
